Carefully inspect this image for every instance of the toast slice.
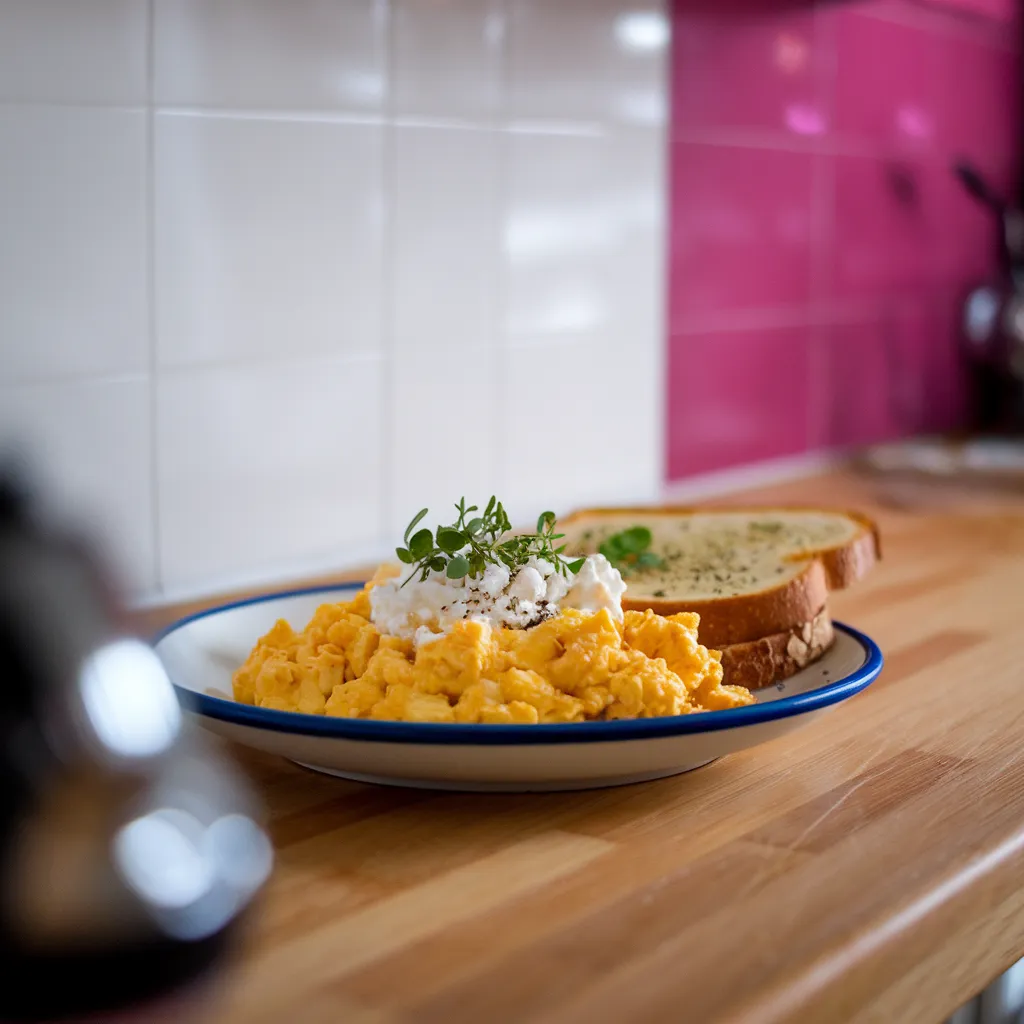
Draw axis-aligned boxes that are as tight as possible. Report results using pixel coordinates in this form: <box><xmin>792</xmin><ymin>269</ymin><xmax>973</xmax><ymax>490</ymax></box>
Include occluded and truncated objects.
<box><xmin>718</xmin><ymin>609</ymin><xmax>834</xmax><ymax>690</ymax></box>
<box><xmin>560</xmin><ymin>507</ymin><xmax>879</xmax><ymax>657</ymax></box>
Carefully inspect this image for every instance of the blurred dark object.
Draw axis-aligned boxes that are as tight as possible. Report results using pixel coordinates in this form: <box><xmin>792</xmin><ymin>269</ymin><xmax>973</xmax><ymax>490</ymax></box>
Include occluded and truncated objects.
<box><xmin>955</xmin><ymin>159</ymin><xmax>1024</xmax><ymax>434</ymax></box>
<box><xmin>0</xmin><ymin>467</ymin><xmax>271</xmax><ymax>1022</ymax></box>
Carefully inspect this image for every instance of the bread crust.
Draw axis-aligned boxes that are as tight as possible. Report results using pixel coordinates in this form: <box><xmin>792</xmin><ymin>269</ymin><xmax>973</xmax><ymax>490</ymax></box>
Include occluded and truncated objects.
<box><xmin>561</xmin><ymin>505</ymin><xmax>879</xmax><ymax>647</ymax></box>
<box><xmin>718</xmin><ymin>609</ymin><xmax>834</xmax><ymax>689</ymax></box>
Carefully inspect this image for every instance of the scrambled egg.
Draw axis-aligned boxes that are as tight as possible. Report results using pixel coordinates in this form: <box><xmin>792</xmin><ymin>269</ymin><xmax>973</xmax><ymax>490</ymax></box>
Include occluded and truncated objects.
<box><xmin>232</xmin><ymin>579</ymin><xmax>754</xmax><ymax>724</ymax></box>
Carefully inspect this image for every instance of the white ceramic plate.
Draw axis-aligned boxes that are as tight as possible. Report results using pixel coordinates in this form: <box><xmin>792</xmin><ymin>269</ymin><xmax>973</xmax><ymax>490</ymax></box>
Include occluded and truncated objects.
<box><xmin>154</xmin><ymin>584</ymin><xmax>884</xmax><ymax>792</ymax></box>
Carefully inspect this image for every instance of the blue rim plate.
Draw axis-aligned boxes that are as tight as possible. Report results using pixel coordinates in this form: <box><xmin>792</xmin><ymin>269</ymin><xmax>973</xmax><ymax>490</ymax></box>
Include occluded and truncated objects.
<box><xmin>154</xmin><ymin>583</ymin><xmax>884</xmax><ymax>746</ymax></box>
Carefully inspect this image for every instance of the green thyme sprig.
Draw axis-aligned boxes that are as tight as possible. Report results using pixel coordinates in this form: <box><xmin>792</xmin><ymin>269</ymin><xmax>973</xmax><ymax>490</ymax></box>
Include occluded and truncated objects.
<box><xmin>599</xmin><ymin>525</ymin><xmax>664</xmax><ymax>577</ymax></box>
<box><xmin>395</xmin><ymin>497</ymin><xmax>586</xmax><ymax>586</ymax></box>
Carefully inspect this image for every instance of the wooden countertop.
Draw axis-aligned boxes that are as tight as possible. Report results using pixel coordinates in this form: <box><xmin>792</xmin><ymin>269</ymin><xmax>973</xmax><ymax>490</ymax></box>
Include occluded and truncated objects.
<box><xmin>141</xmin><ymin>469</ymin><xmax>1024</xmax><ymax>1024</ymax></box>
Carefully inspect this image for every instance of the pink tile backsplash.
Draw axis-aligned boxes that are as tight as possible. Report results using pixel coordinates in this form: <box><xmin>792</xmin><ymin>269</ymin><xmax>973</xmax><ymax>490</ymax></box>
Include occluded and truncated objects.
<box><xmin>672</xmin><ymin>7</ymin><xmax>825</xmax><ymax>136</ymax></box>
<box><xmin>820</xmin><ymin>319</ymin><xmax>904</xmax><ymax>449</ymax></box>
<box><xmin>819</xmin><ymin>302</ymin><xmax>933</xmax><ymax>448</ymax></box>
<box><xmin>833</xmin><ymin>11</ymin><xmax>946</xmax><ymax>155</ymax></box>
<box><xmin>829</xmin><ymin>154</ymin><xmax>940</xmax><ymax>300</ymax></box>
<box><xmin>931</xmin><ymin>159</ymin><xmax>1002</xmax><ymax>285</ymax></box>
<box><xmin>668</xmin><ymin>0</ymin><xmax>1020</xmax><ymax>480</ymax></box>
<box><xmin>941</xmin><ymin>35</ymin><xmax>1020</xmax><ymax>176</ymax></box>
<box><xmin>670</xmin><ymin>143</ymin><xmax>814</xmax><ymax>323</ymax></box>
<box><xmin>668</xmin><ymin>325</ymin><xmax>814</xmax><ymax>477</ymax></box>
<box><xmin>917</xmin><ymin>287</ymin><xmax>973</xmax><ymax>431</ymax></box>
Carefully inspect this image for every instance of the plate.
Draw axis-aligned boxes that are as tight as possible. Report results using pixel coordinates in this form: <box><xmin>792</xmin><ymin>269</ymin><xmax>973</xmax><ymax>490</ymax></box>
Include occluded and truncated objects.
<box><xmin>154</xmin><ymin>584</ymin><xmax>883</xmax><ymax>792</ymax></box>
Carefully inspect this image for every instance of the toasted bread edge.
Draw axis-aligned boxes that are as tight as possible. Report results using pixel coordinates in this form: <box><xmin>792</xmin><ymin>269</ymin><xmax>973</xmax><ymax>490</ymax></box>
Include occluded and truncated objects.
<box><xmin>563</xmin><ymin>505</ymin><xmax>880</xmax><ymax>647</ymax></box>
<box><xmin>718</xmin><ymin>609</ymin><xmax>834</xmax><ymax>689</ymax></box>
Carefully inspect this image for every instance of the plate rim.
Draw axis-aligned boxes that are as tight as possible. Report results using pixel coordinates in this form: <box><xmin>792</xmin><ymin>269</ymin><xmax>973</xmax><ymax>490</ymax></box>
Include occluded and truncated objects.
<box><xmin>154</xmin><ymin>582</ymin><xmax>884</xmax><ymax>746</ymax></box>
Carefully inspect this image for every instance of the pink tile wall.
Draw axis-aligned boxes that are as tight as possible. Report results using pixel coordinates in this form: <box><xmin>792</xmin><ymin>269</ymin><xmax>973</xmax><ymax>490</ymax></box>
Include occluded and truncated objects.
<box><xmin>667</xmin><ymin>0</ymin><xmax>1021</xmax><ymax>479</ymax></box>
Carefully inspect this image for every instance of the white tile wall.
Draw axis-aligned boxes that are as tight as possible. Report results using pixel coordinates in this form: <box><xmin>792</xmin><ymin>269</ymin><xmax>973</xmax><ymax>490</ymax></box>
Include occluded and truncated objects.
<box><xmin>0</xmin><ymin>107</ymin><xmax>148</xmax><ymax>382</ymax></box>
<box><xmin>157</xmin><ymin>356</ymin><xmax>383</xmax><ymax>589</ymax></box>
<box><xmin>153</xmin><ymin>0</ymin><xmax>387</xmax><ymax>111</ymax></box>
<box><xmin>391</xmin><ymin>0</ymin><xmax>504</xmax><ymax>118</ymax></box>
<box><xmin>154</xmin><ymin>114</ymin><xmax>384</xmax><ymax>367</ymax></box>
<box><xmin>499</xmin><ymin>334</ymin><xmax>658</xmax><ymax>518</ymax></box>
<box><xmin>0</xmin><ymin>0</ymin><xmax>147</xmax><ymax>105</ymax></box>
<box><xmin>390</xmin><ymin>124</ymin><xmax>499</xmax><ymax>349</ymax></box>
<box><xmin>506</xmin><ymin>0</ymin><xmax>668</xmax><ymax>125</ymax></box>
<box><xmin>0</xmin><ymin>0</ymin><xmax>668</xmax><ymax>603</ymax></box>
<box><xmin>389</xmin><ymin>341</ymin><xmax>499</xmax><ymax>535</ymax></box>
<box><xmin>504</xmin><ymin>129</ymin><xmax>617</xmax><ymax>337</ymax></box>
<box><xmin>0</xmin><ymin>376</ymin><xmax>155</xmax><ymax>592</ymax></box>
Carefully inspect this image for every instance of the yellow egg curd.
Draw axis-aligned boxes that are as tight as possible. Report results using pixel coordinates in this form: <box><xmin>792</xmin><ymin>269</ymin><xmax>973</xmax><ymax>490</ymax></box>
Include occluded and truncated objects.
<box><xmin>232</xmin><ymin>579</ymin><xmax>754</xmax><ymax>724</ymax></box>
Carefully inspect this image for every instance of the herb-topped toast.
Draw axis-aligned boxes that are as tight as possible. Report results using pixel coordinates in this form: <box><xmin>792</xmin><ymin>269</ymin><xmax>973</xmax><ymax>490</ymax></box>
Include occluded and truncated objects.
<box><xmin>560</xmin><ymin>507</ymin><xmax>879</xmax><ymax>689</ymax></box>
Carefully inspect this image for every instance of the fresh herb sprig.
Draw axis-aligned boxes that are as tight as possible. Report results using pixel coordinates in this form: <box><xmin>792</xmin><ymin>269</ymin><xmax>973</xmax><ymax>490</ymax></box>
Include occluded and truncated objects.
<box><xmin>395</xmin><ymin>497</ymin><xmax>586</xmax><ymax>586</ymax></box>
<box><xmin>599</xmin><ymin>525</ymin><xmax>664</xmax><ymax>576</ymax></box>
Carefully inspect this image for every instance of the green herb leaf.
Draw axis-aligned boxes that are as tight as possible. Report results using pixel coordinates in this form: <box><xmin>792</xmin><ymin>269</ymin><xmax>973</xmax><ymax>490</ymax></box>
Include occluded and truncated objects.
<box><xmin>436</xmin><ymin>527</ymin><xmax>465</xmax><ymax>554</ymax></box>
<box><xmin>404</xmin><ymin>508</ymin><xmax>429</xmax><ymax>544</ymax></box>
<box><xmin>397</xmin><ymin>498</ymin><xmax>591</xmax><ymax>591</ymax></box>
<box><xmin>599</xmin><ymin>538</ymin><xmax>625</xmax><ymax>562</ymax></box>
<box><xmin>619</xmin><ymin>526</ymin><xmax>652</xmax><ymax>554</ymax></box>
<box><xmin>446</xmin><ymin>555</ymin><xmax>470</xmax><ymax>579</ymax></box>
<box><xmin>410</xmin><ymin>528</ymin><xmax>434</xmax><ymax>560</ymax></box>
<box><xmin>599</xmin><ymin>524</ymin><xmax>663</xmax><ymax>574</ymax></box>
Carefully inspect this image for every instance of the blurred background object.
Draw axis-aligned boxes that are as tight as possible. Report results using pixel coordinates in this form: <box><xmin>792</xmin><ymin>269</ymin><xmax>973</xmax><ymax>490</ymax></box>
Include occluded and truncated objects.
<box><xmin>954</xmin><ymin>158</ymin><xmax>1024</xmax><ymax>432</ymax></box>
<box><xmin>0</xmin><ymin>467</ymin><xmax>271</xmax><ymax>1022</ymax></box>
<box><xmin>0</xmin><ymin>0</ymin><xmax>1019</xmax><ymax>592</ymax></box>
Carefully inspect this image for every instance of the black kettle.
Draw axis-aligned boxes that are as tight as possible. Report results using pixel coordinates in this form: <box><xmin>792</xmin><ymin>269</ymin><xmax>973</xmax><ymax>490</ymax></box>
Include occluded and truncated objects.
<box><xmin>0</xmin><ymin>469</ymin><xmax>271</xmax><ymax>1022</ymax></box>
<box><xmin>956</xmin><ymin>159</ymin><xmax>1024</xmax><ymax>434</ymax></box>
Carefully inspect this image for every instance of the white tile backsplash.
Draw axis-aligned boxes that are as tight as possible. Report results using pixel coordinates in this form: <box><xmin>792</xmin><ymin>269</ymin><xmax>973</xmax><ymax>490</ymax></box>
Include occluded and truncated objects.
<box><xmin>391</xmin><ymin>0</ymin><xmax>504</xmax><ymax>119</ymax></box>
<box><xmin>389</xmin><ymin>342</ymin><xmax>500</xmax><ymax>535</ymax></box>
<box><xmin>157</xmin><ymin>357</ymin><xmax>383</xmax><ymax>592</ymax></box>
<box><xmin>0</xmin><ymin>107</ymin><xmax>148</xmax><ymax>383</ymax></box>
<box><xmin>504</xmin><ymin>130</ymin><xmax>616</xmax><ymax>337</ymax></box>
<box><xmin>391</xmin><ymin>124</ymin><xmax>500</xmax><ymax>349</ymax></box>
<box><xmin>154</xmin><ymin>114</ymin><xmax>384</xmax><ymax>368</ymax></box>
<box><xmin>0</xmin><ymin>0</ymin><xmax>147</xmax><ymax>105</ymax></box>
<box><xmin>0</xmin><ymin>0</ymin><xmax>667</xmax><ymax>602</ymax></box>
<box><xmin>153</xmin><ymin>0</ymin><xmax>387</xmax><ymax>110</ymax></box>
<box><xmin>506</xmin><ymin>0</ymin><xmax>668</xmax><ymax>125</ymax></box>
<box><xmin>604</xmin><ymin>124</ymin><xmax>666</xmax><ymax>344</ymax></box>
<box><xmin>0</xmin><ymin>376</ymin><xmax>156</xmax><ymax>594</ymax></box>
<box><xmin>499</xmin><ymin>334</ymin><xmax>658</xmax><ymax>519</ymax></box>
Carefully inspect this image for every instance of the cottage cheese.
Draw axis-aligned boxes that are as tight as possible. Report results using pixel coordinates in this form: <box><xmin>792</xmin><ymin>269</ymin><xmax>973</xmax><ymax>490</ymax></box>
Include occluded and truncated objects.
<box><xmin>564</xmin><ymin>553</ymin><xmax>627</xmax><ymax>621</ymax></box>
<box><xmin>370</xmin><ymin>552</ymin><xmax>625</xmax><ymax>644</ymax></box>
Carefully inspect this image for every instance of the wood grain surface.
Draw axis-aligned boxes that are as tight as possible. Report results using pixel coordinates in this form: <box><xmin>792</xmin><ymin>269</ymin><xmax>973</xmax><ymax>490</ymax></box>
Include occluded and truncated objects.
<box><xmin>137</xmin><ymin>470</ymin><xmax>1024</xmax><ymax>1024</ymax></box>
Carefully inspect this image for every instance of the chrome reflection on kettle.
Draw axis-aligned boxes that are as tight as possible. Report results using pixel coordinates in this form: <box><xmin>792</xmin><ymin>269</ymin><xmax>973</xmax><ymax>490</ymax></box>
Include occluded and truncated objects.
<box><xmin>0</xmin><ymin>467</ymin><xmax>271</xmax><ymax>1022</ymax></box>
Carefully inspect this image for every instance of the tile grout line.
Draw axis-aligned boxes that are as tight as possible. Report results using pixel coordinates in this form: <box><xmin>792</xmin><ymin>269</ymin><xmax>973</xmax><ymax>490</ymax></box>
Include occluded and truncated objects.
<box><xmin>664</xmin><ymin>0</ymin><xmax>681</xmax><ymax>478</ymax></box>
<box><xmin>670</xmin><ymin>127</ymin><xmax>969</xmax><ymax>162</ymax></box>
<box><xmin>493</xmin><ymin>0</ymin><xmax>511</xmax><ymax>502</ymax></box>
<box><xmin>0</xmin><ymin>100</ymin><xmax>147</xmax><ymax>112</ymax></box>
<box><xmin>808</xmin><ymin>0</ymin><xmax>837</xmax><ymax>452</ymax></box>
<box><xmin>150</xmin><ymin>104</ymin><xmax>608</xmax><ymax>136</ymax></box>
<box><xmin>144</xmin><ymin>0</ymin><xmax>162</xmax><ymax>598</ymax></box>
<box><xmin>378</xmin><ymin>0</ymin><xmax>396</xmax><ymax>540</ymax></box>
<box><xmin>858</xmin><ymin>0</ymin><xmax>1019</xmax><ymax>51</ymax></box>
<box><xmin>3</xmin><ymin>352</ymin><xmax>387</xmax><ymax>390</ymax></box>
<box><xmin>653</xmin><ymin>0</ymin><xmax>671</xmax><ymax>491</ymax></box>
<box><xmin>2</xmin><ymin>372</ymin><xmax>154</xmax><ymax>391</ymax></box>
